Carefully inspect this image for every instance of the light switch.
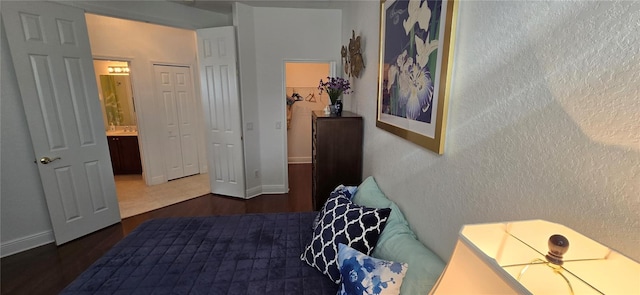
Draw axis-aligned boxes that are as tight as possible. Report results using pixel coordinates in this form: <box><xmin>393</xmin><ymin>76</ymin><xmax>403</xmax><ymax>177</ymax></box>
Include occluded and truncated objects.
<box><xmin>275</xmin><ymin>121</ymin><xmax>282</xmax><ymax>129</ymax></box>
<box><xmin>246</xmin><ymin>122</ymin><xmax>253</xmax><ymax>131</ymax></box>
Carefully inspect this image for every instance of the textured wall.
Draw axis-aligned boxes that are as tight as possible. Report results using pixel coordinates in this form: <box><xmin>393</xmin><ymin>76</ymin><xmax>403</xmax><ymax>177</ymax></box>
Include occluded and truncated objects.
<box><xmin>343</xmin><ymin>0</ymin><xmax>639</xmax><ymax>262</ymax></box>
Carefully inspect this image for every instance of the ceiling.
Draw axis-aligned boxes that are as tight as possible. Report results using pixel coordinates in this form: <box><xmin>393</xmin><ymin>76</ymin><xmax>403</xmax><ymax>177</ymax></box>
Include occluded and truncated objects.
<box><xmin>173</xmin><ymin>0</ymin><xmax>347</xmax><ymax>14</ymax></box>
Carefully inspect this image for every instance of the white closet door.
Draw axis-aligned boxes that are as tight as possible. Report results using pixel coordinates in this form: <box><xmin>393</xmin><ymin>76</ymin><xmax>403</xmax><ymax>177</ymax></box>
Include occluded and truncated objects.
<box><xmin>2</xmin><ymin>1</ymin><xmax>121</xmax><ymax>244</ymax></box>
<box><xmin>154</xmin><ymin>65</ymin><xmax>199</xmax><ymax>180</ymax></box>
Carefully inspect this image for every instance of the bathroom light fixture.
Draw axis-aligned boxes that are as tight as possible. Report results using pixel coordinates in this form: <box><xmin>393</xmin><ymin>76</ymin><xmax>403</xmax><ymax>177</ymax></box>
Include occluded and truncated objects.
<box><xmin>430</xmin><ymin>220</ymin><xmax>639</xmax><ymax>294</ymax></box>
<box><xmin>107</xmin><ymin>66</ymin><xmax>130</xmax><ymax>74</ymax></box>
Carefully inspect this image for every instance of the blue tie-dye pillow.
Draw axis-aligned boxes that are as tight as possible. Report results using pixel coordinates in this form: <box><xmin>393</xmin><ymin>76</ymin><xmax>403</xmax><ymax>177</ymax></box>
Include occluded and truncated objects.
<box><xmin>337</xmin><ymin>243</ymin><xmax>408</xmax><ymax>295</ymax></box>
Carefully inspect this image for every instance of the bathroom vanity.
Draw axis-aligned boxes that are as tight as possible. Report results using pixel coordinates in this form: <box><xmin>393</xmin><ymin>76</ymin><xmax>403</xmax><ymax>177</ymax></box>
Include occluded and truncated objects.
<box><xmin>107</xmin><ymin>131</ymin><xmax>142</xmax><ymax>175</ymax></box>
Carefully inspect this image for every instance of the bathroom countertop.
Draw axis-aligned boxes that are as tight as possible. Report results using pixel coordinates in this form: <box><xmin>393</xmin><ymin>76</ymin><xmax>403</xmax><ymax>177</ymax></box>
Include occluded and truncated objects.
<box><xmin>106</xmin><ymin>130</ymin><xmax>138</xmax><ymax>136</ymax></box>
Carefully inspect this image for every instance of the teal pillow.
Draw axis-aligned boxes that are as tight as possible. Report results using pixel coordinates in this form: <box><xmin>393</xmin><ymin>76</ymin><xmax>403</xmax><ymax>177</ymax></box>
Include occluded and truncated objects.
<box><xmin>352</xmin><ymin>177</ymin><xmax>416</xmax><ymax>245</ymax></box>
<box><xmin>352</xmin><ymin>176</ymin><xmax>394</xmax><ymax>208</ymax></box>
<box><xmin>353</xmin><ymin>177</ymin><xmax>445</xmax><ymax>294</ymax></box>
<box><xmin>372</xmin><ymin>226</ymin><xmax>445</xmax><ymax>295</ymax></box>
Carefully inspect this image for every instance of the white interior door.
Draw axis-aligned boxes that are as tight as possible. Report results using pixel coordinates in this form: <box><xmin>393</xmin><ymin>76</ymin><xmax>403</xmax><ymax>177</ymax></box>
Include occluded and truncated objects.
<box><xmin>2</xmin><ymin>1</ymin><xmax>121</xmax><ymax>244</ymax></box>
<box><xmin>197</xmin><ymin>27</ymin><xmax>246</xmax><ymax>198</ymax></box>
<box><xmin>154</xmin><ymin>65</ymin><xmax>200</xmax><ymax>181</ymax></box>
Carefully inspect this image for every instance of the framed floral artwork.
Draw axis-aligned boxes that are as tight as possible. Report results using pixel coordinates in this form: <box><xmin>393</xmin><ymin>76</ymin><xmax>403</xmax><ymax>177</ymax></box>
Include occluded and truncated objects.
<box><xmin>376</xmin><ymin>0</ymin><xmax>458</xmax><ymax>154</ymax></box>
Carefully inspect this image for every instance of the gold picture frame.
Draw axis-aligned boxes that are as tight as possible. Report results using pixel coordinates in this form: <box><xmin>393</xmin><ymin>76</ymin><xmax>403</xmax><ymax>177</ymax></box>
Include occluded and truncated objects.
<box><xmin>376</xmin><ymin>0</ymin><xmax>458</xmax><ymax>154</ymax></box>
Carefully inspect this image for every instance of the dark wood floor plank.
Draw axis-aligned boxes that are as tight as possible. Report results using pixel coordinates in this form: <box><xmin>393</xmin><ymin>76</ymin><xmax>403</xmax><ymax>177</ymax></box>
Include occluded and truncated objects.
<box><xmin>0</xmin><ymin>164</ymin><xmax>312</xmax><ymax>295</ymax></box>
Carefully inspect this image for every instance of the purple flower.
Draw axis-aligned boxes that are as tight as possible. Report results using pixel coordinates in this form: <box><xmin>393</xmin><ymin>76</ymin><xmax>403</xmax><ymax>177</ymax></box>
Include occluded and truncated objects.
<box><xmin>319</xmin><ymin>76</ymin><xmax>351</xmax><ymax>104</ymax></box>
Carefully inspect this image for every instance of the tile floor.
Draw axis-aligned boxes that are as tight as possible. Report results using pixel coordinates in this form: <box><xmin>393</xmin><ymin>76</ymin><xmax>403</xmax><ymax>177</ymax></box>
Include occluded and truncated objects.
<box><xmin>114</xmin><ymin>173</ymin><xmax>211</xmax><ymax>218</ymax></box>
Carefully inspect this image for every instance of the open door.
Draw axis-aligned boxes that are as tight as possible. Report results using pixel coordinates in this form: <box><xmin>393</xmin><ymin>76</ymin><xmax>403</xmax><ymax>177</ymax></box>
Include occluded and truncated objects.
<box><xmin>2</xmin><ymin>1</ymin><xmax>121</xmax><ymax>244</ymax></box>
<box><xmin>197</xmin><ymin>27</ymin><xmax>246</xmax><ymax>198</ymax></box>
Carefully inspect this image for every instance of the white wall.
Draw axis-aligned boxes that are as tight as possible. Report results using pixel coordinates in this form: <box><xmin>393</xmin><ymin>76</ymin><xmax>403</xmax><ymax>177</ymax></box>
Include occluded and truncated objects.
<box><xmin>342</xmin><ymin>1</ymin><xmax>640</xmax><ymax>262</ymax></box>
<box><xmin>86</xmin><ymin>13</ymin><xmax>207</xmax><ymax>185</ymax></box>
<box><xmin>234</xmin><ymin>3</ymin><xmax>262</xmax><ymax>197</ymax></box>
<box><xmin>251</xmin><ymin>7</ymin><xmax>342</xmax><ymax>193</ymax></box>
<box><xmin>0</xmin><ymin>24</ymin><xmax>55</xmax><ymax>256</ymax></box>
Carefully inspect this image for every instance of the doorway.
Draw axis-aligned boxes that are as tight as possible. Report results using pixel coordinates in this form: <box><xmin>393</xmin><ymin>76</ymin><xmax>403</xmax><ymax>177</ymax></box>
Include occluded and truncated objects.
<box><xmin>283</xmin><ymin>61</ymin><xmax>335</xmax><ymax>193</ymax></box>
<box><xmin>93</xmin><ymin>60</ymin><xmax>209</xmax><ymax>218</ymax></box>
<box><xmin>93</xmin><ymin>60</ymin><xmax>142</xmax><ymax>175</ymax></box>
<box><xmin>284</xmin><ymin>61</ymin><xmax>333</xmax><ymax>164</ymax></box>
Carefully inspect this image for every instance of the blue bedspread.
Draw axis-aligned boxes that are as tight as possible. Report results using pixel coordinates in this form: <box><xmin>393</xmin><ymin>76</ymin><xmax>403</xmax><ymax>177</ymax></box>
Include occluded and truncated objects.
<box><xmin>62</xmin><ymin>212</ymin><xmax>338</xmax><ymax>294</ymax></box>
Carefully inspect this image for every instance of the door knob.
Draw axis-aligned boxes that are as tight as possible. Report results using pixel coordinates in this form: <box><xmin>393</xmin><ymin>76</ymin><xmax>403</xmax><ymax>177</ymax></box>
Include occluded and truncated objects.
<box><xmin>40</xmin><ymin>156</ymin><xmax>61</xmax><ymax>164</ymax></box>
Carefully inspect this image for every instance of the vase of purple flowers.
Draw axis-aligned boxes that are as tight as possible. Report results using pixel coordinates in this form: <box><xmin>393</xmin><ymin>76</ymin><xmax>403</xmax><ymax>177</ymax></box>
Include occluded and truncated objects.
<box><xmin>319</xmin><ymin>76</ymin><xmax>351</xmax><ymax>115</ymax></box>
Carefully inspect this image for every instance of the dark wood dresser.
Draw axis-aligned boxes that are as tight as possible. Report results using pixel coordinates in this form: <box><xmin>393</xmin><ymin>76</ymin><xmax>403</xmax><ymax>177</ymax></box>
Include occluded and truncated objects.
<box><xmin>311</xmin><ymin>110</ymin><xmax>363</xmax><ymax>210</ymax></box>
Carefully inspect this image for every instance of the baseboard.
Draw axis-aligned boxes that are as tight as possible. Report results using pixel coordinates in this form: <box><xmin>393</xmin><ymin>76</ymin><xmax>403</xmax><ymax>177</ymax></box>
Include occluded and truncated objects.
<box><xmin>1</xmin><ymin>230</ymin><xmax>55</xmax><ymax>258</ymax></box>
<box><xmin>245</xmin><ymin>184</ymin><xmax>288</xmax><ymax>197</ymax></box>
<box><xmin>149</xmin><ymin>175</ymin><xmax>165</xmax><ymax>185</ymax></box>
<box><xmin>245</xmin><ymin>185</ymin><xmax>262</xmax><ymax>199</ymax></box>
<box><xmin>261</xmin><ymin>184</ymin><xmax>287</xmax><ymax>194</ymax></box>
<box><xmin>287</xmin><ymin>157</ymin><xmax>311</xmax><ymax>164</ymax></box>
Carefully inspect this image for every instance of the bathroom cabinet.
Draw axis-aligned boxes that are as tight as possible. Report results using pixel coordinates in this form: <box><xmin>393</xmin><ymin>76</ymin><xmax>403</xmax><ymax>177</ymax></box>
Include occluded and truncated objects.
<box><xmin>311</xmin><ymin>110</ymin><xmax>363</xmax><ymax>210</ymax></box>
<box><xmin>107</xmin><ymin>136</ymin><xmax>142</xmax><ymax>174</ymax></box>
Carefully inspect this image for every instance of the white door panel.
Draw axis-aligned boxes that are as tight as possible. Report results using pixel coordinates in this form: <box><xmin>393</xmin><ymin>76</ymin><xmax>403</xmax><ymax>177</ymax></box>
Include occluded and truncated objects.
<box><xmin>197</xmin><ymin>27</ymin><xmax>245</xmax><ymax>198</ymax></box>
<box><xmin>157</xmin><ymin>72</ymin><xmax>184</xmax><ymax>180</ymax></box>
<box><xmin>2</xmin><ymin>1</ymin><xmax>121</xmax><ymax>244</ymax></box>
<box><xmin>174</xmin><ymin>71</ymin><xmax>199</xmax><ymax>176</ymax></box>
<box><xmin>154</xmin><ymin>65</ymin><xmax>199</xmax><ymax>180</ymax></box>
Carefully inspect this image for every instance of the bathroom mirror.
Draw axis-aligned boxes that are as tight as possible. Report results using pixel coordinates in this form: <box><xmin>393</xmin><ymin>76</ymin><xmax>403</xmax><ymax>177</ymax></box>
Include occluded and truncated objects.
<box><xmin>99</xmin><ymin>74</ymin><xmax>136</xmax><ymax>128</ymax></box>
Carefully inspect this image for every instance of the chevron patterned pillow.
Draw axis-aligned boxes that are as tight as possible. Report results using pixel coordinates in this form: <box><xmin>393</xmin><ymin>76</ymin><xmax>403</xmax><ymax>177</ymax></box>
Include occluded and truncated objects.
<box><xmin>301</xmin><ymin>193</ymin><xmax>391</xmax><ymax>283</ymax></box>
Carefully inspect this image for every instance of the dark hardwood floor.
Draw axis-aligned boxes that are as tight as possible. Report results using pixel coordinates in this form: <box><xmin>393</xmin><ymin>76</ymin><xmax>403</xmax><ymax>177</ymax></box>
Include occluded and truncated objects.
<box><xmin>1</xmin><ymin>164</ymin><xmax>313</xmax><ymax>295</ymax></box>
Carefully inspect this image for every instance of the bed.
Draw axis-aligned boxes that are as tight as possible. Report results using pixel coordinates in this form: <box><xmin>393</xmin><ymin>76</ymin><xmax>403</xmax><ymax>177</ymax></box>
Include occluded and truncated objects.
<box><xmin>61</xmin><ymin>212</ymin><xmax>338</xmax><ymax>294</ymax></box>
<box><xmin>62</xmin><ymin>177</ymin><xmax>445</xmax><ymax>295</ymax></box>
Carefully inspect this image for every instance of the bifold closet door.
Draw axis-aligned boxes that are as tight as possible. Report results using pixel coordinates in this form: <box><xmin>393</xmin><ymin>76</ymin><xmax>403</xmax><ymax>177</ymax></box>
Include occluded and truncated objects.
<box><xmin>154</xmin><ymin>65</ymin><xmax>200</xmax><ymax>181</ymax></box>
